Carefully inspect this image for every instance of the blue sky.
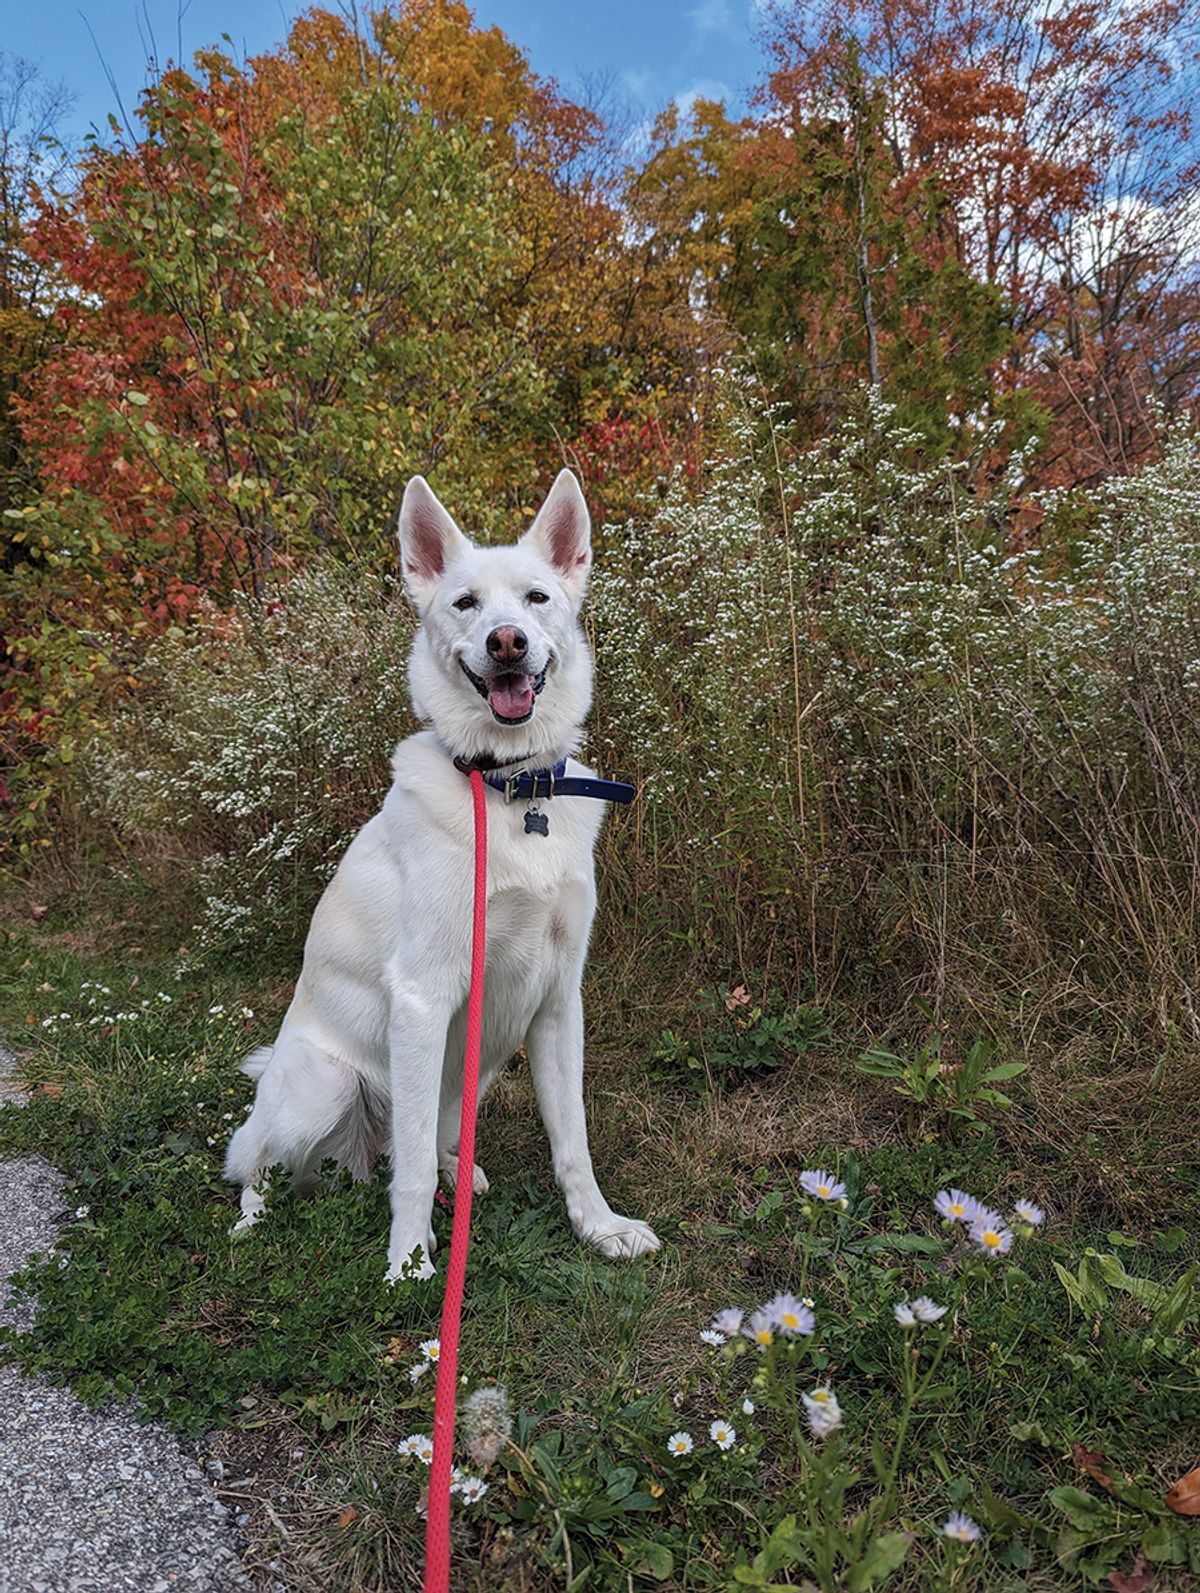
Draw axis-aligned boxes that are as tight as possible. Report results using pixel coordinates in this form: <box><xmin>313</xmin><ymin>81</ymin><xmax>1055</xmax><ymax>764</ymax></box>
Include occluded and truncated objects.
<box><xmin>5</xmin><ymin>1</ymin><xmax>772</xmax><ymax>150</ymax></box>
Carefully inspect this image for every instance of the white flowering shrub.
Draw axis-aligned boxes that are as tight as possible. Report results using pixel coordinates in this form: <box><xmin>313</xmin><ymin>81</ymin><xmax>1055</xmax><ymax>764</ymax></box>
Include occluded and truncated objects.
<box><xmin>87</xmin><ymin>568</ymin><xmax>415</xmax><ymax>954</ymax></box>
<box><xmin>80</xmin><ymin>394</ymin><xmax>1200</xmax><ymax>1031</ymax></box>
<box><xmin>590</xmin><ymin>387</ymin><xmax>1200</xmax><ymax>1037</ymax></box>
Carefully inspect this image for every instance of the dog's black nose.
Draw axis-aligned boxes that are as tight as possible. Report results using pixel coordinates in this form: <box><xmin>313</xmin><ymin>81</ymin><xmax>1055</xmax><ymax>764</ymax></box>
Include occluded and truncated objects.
<box><xmin>487</xmin><ymin>626</ymin><xmax>527</xmax><ymax>662</ymax></box>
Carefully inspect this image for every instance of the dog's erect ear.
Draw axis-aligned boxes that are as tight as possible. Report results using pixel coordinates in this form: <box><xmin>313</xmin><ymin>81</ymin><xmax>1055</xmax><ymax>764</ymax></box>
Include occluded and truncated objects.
<box><xmin>397</xmin><ymin>477</ymin><xmax>472</xmax><ymax>606</ymax></box>
<box><xmin>521</xmin><ymin>469</ymin><xmax>592</xmax><ymax>599</ymax></box>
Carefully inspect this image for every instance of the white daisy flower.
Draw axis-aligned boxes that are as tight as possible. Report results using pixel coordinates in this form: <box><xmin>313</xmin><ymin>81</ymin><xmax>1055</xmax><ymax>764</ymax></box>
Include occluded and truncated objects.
<box><xmin>711</xmin><ymin>1308</ymin><xmax>743</xmax><ymax>1337</ymax></box>
<box><xmin>933</xmin><ymin>1188</ymin><xmax>979</xmax><ymax>1223</ymax></box>
<box><xmin>943</xmin><ymin>1511</ymin><xmax>981</xmax><ymax>1542</ymax></box>
<box><xmin>419</xmin><ymin>1338</ymin><xmax>440</xmax><ymax>1363</ymax></box>
<box><xmin>800</xmin><ymin>1168</ymin><xmax>846</xmax><ymax>1201</ymax></box>
<box><xmin>764</xmin><ymin>1291</ymin><xmax>815</xmax><ymax>1337</ymax></box>
<box><xmin>408</xmin><ymin>1362</ymin><xmax>430</xmax><ymax>1384</ymax></box>
<box><xmin>397</xmin><ymin>1433</ymin><xmax>431</xmax><ymax>1457</ymax></box>
<box><xmin>709</xmin><ymin>1419</ymin><xmax>736</xmax><ymax>1450</ymax></box>
<box><xmin>969</xmin><ymin>1218</ymin><xmax>1013</xmax><ymax>1257</ymax></box>
<box><xmin>413</xmin><ymin>1436</ymin><xmax>435</xmax><ymax>1464</ymax></box>
<box><xmin>1013</xmin><ymin>1199</ymin><xmax>1045</xmax><ymax>1226</ymax></box>
<box><xmin>666</xmin><ymin>1431</ymin><xmax>694</xmax><ymax>1456</ymax></box>
<box><xmin>699</xmin><ymin>1328</ymin><xmax>725</xmax><ymax>1347</ymax></box>
<box><xmin>743</xmin><ymin>1309</ymin><xmax>775</xmax><ymax>1350</ymax></box>
<box><xmin>912</xmin><ymin>1296</ymin><xmax>948</xmax><ymax>1323</ymax></box>
<box><xmin>74</xmin><ymin>1205</ymin><xmax>90</xmax><ymax>1219</ymax></box>
<box><xmin>894</xmin><ymin>1301</ymin><xmax>918</xmax><ymax>1328</ymax></box>
<box><xmin>457</xmin><ymin>1476</ymin><xmax>488</xmax><ymax>1504</ymax></box>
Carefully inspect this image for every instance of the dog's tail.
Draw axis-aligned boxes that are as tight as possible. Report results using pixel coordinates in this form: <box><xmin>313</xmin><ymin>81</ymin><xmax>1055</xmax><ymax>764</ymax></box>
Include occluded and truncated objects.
<box><xmin>240</xmin><ymin>1045</ymin><xmax>273</xmax><ymax>1081</ymax></box>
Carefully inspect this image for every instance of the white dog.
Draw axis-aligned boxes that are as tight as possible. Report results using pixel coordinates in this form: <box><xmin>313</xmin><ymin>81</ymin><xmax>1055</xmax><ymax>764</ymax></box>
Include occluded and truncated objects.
<box><xmin>224</xmin><ymin>469</ymin><xmax>660</xmax><ymax>1281</ymax></box>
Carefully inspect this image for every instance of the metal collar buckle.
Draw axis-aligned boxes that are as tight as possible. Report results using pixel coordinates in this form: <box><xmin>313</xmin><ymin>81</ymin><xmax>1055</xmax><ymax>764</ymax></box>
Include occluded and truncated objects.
<box><xmin>503</xmin><ymin>767</ymin><xmax>555</xmax><ymax>803</ymax></box>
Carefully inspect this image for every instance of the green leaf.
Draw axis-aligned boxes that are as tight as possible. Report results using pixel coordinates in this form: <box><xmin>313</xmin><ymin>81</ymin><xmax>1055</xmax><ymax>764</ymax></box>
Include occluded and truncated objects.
<box><xmin>846</xmin><ymin>1531</ymin><xmax>911</xmax><ymax>1591</ymax></box>
<box><xmin>630</xmin><ymin>1541</ymin><xmax>673</xmax><ymax>1580</ymax></box>
<box><xmin>1142</xmin><ymin>1520</ymin><xmax>1188</xmax><ymax>1564</ymax></box>
<box><xmin>1049</xmin><ymin>1486</ymin><xmax>1110</xmax><ymax>1529</ymax></box>
<box><xmin>982</xmin><ymin>1061</ymin><xmax>1028</xmax><ymax>1081</ymax></box>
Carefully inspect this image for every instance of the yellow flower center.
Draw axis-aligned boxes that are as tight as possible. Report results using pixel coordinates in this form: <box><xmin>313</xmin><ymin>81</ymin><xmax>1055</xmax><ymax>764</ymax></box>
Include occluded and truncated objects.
<box><xmin>817</xmin><ymin>1186</ymin><xmax>830</xmax><ymax>1198</ymax></box>
<box><xmin>950</xmin><ymin>1203</ymin><xmax>965</xmax><ymax>1216</ymax></box>
<box><xmin>811</xmin><ymin>1390</ymin><xmax>829</xmax><ymax>1404</ymax></box>
<box><xmin>755</xmin><ymin>1328</ymin><xmax>773</xmax><ymax>1345</ymax></box>
<box><xmin>982</xmin><ymin>1230</ymin><xmax>1001</xmax><ymax>1248</ymax></box>
<box><xmin>782</xmin><ymin>1312</ymin><xmax>799</xmax><ymax>1328</ymax></box>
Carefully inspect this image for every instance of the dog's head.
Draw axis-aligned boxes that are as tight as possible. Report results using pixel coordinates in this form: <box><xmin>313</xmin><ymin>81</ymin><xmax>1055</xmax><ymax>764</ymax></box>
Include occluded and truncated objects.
<box><xmin>397</xmin><ymin>470</ymin><xmax>594</xmax><ymax>765</ymax></box>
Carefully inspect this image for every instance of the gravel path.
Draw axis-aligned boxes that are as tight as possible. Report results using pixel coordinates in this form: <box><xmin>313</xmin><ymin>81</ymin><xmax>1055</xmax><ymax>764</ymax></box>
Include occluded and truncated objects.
<box><xmin>0</xmin><ymin>1055</ymin><xmax>260</xmax><ymax>1593</ymax></box>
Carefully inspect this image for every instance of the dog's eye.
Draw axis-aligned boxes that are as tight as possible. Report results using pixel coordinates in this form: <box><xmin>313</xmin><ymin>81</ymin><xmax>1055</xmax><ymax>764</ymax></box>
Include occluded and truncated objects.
<box><xmin>527</xmin><ymin>590</ymin><xmax>550</xmax><ymax>605</ymax></box>
<box><xmin>452</xmin><ymin>594</ymin><xmax>477</xmax><ymax>612</ymax></box>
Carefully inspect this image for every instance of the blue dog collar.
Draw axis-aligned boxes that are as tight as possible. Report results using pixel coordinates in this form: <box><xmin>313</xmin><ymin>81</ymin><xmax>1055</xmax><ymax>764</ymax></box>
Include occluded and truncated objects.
<box><xmin>453</xmin><ymin>753</ymin><xmax>635</xmax><ymax>807</ymax></box>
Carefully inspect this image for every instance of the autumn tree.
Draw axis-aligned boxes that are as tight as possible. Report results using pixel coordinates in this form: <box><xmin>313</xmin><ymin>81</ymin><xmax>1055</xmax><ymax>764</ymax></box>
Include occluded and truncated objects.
<box><xmin>763</xmin><ymin>0</ymin><xmax>1200</xmax><ymax>484</ymax></box>
<box><xmin>0</xmin><ymin>53</ymin><xmax>71</xmax><ymax>520</ymax></box>
<box><xmin>627</xmin><ymin>59</ymin><xmax>1018</xmax><ymax>455</ymax></box>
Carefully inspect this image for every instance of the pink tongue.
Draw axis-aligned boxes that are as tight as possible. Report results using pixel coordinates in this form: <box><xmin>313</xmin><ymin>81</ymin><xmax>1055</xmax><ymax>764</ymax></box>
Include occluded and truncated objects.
<box><xmin>488</xmin><ymin>675</ymin><xmax>534</xmax><ymax>719</ymax></box>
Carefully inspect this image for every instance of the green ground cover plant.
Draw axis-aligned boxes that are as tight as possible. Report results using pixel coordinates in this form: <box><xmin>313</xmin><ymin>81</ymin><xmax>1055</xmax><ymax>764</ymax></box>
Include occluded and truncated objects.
<box><xmin>0</xmin><ymin>922</ymin><xmax>1196</xmax><ymax>1591</ymax></box>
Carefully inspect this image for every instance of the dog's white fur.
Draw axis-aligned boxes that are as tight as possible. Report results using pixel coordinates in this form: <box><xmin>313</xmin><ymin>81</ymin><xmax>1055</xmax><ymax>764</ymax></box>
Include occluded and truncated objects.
<box><xmin>224</xmin><ymin>469</ymin><xmax>659</xmax><ymax>1281</ymax></box>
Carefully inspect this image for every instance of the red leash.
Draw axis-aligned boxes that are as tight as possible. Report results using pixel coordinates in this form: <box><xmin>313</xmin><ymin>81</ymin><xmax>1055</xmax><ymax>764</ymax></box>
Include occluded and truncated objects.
<box><xmin>423</xmin><ymin>768</ymin><xmax>488</xmax><ymax>1593</ymax></box>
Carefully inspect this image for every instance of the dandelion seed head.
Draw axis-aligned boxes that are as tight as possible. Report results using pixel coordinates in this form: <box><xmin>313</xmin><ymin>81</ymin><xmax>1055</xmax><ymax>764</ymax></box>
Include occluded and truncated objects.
<box><xmin>802</xmin><ymin>1387</ymin><xmax>843</xmax><ymax>1440</ymax></box>
<box><xmin>462</xmin><ymin>1385</ymin><xmax>512</xmax><ymax>1468</ymax></box>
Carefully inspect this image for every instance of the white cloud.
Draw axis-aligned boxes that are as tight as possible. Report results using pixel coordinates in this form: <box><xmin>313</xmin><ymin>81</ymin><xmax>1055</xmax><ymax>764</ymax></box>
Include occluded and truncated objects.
<box><xmin>688</xmin><ymin>0</ymin><xmax>738</xmax><ymax>39</ymax></box>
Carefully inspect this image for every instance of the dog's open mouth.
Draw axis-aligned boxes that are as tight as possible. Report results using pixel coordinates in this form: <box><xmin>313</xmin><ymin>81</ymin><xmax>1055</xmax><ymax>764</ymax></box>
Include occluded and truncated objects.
<box><xmin>460</xmin><ymin>661</ymin><xmax>548</xmax><ymax>724</ymax></box>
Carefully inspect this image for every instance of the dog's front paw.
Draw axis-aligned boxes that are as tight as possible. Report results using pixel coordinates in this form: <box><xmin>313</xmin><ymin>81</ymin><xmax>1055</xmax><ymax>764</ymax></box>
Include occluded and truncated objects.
<box><xmin>580</xmin><ymin>1214</ymin><xmax>661</xmax><ymax>1260</ymax></box>
<box><xmin>385</xmin><ymin>1244</ymin><xmax>436</xmax><ymax>1285</ymax></box>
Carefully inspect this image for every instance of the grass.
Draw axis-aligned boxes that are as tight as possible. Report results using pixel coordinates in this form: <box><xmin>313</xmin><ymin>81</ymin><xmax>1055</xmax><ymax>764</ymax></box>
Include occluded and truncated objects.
<box><xmin>1</xmin><ymin>875</ymin><xmax>1198</xmax><ymax>1592</ymax></box>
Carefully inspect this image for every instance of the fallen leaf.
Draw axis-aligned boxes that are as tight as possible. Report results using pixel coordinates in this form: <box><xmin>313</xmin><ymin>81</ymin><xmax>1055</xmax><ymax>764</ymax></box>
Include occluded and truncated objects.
<box><xmin>724</xmin><ymin>984</ymin><xmax>751</xmax><ymax>1010</ymax></box>
<box><xmin>29</xmin><ymin>903</ymin><xmax>48</xmax><ymax>921</ymax></box>
<box><xmin>1166</xmin><ymin>1465</ymin><xmax>1200</xmax><ymax>1515</ymax></box>
<box><xmin>336</xmin><ymin>1505</ymin><xmax>358</xmax><ymax>1528</ymax></box>
<box><xmin>1109</xmin><ymin>1551</ymin><xmax>1154</xmax><ymax>1592</ymax></box>
<box><xmin>1074</xmin><ymin>1442</ymin><xmax>1114</xmax><ymax>1493</ymax></box>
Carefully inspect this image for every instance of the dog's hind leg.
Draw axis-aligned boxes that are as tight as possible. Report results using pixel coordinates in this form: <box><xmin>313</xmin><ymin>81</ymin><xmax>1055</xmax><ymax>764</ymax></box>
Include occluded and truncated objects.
<box><xmin>224</xmin><ymin>1038</ymin><xmax>373</xmax><ymax>1231</ymax></box>
<box><xmin>436</xmin><ymin>1057</ymin><xmax>501</xmax><ymax>1195</ymax></box>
